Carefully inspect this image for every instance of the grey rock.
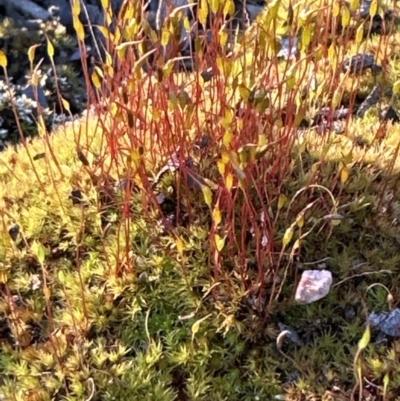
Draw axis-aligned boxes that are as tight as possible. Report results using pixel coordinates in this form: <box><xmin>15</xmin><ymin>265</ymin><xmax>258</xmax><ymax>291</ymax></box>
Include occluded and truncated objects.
<box><xmin>356</xmin><ymin>84</ymin><xmax>383</xmax><ymax>118</ymax></box>
<box><xmin>0</xmin><ymin>0</ymin><xmax>51</xmax><ymax>21</ymax></box>
<box><xmin>277</xmin><ymin>37</ymin><xmax>299</xmax><ymax>60</ymax></box>
<box><xmin>316</xmin><ymin>120</ymin><xmax>345</xmax><ymax>135</ymax></box>
<box><xmin>109</xmin><ymin>0</ymin><xmax>125</xmax><ymax>14</ymax></box>
<box><xmin>351</xmin><ymin>0</ymin><xmax>394</xmax><ymax>35</ymax></box>
<box><xmin>22</xmin><ymin>84</ymin><xmax>48</xmax><ymax>109</ymax></box>
<box><xmin>43</xmin><ymin>0</ymin><xmax>73</xmax><ymax>27</ymax></box>
<box><xmin>369</xmin><ymin>308</ymin><xmax>400</xmax><ymax>337</ymax></box>
<box><xmin>78</xmin><ymin>4</ymin><xmax>104</xmax><ymax>27</ymax></box>
<box><xmin>316</xmin><ymin>107</ymin><xmax>350</xmax><ymax>121</ymax></box>
<box><xmin>245</xmin><ymin>2</ymin><xmax>265</xmax><ymax>22</ymax></box>
<box><xmin>357</xmin><ymin>0</ymin><xmax>373</xmax><ymax>19</ymax></box>
<box><xmin>277</xmin><ymin>323</ymin><xmax>304</xmax><ymax>346</ymax></box>
<box><xmin>341</xmin><ymin>53</ymin><xmax>382</xmax><ymax>75</ymax></box>
<box><xmin>44</xmin><ymin>0</ymin><xmax>106</xmax><ymax>36</ymax></box>
<box><xmin>8</xmin><ymin>224</ymin><xmax>20</xmax><ymax>242</ymax></box>
<box><xmin>380</xmin><ymin>106</ymin><xmax>400</xmax><ymax>123</ymax></box>
<box><xmin>145</xmin><ymin>0</ymin><xmax>194</xmax><ymax>31</ymax></box>
<box><xmin>200</xmin><ymin>69</ymin><xmax>213</xmax><ymax>82</ymax></box>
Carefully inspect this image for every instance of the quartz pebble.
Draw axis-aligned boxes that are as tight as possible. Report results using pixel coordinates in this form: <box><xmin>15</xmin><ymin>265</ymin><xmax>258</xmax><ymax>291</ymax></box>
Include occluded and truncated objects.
<box><xmin>295</xmin><ymin>269</ymin><xmax>333</xmax><ymax>304</ymax></box>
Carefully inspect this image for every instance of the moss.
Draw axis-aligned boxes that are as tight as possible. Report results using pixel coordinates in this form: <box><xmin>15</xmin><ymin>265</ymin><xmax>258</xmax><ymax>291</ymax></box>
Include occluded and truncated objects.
<box><xmin>1</xmin><ymin>0</ymin><xmax>400</xmax><ymax>400</ymax></box>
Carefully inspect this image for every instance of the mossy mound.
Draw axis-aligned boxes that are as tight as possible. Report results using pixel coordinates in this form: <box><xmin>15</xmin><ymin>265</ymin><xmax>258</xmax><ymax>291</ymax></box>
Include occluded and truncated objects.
<box><xmin>1</xmin><ymin>89</ymin><xmax>400</xmax><ymax>401</ymax></box>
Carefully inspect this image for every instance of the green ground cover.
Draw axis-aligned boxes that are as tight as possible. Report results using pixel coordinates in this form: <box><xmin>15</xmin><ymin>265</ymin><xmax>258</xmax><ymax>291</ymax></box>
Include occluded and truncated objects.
<box><xmin>1</xmin><ymin>0</ymin><xmax>400</xmax><ymax>400</ymax></box>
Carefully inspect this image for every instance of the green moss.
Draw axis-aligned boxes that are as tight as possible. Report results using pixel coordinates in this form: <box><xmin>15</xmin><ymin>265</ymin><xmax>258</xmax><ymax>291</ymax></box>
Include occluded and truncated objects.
<box><xmin>1</xmin><ymin>0</ymin><xmax>400</xmax><ymax>400</ymax></box>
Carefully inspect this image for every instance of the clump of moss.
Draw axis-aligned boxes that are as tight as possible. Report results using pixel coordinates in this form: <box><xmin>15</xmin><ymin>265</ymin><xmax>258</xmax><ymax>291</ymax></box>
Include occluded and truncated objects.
<box><xmin>1</xmin><ymin>0</ymin><xmax>400</xmax><ymax>400</ymax></box>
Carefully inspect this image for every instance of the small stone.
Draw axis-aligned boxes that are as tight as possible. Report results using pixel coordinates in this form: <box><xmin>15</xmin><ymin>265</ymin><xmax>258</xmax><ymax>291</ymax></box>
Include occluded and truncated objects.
<box><xmin>277</xmin><ymin>36</ymin><xmax>299</xmax><ymax>60</ymax></box>
<box><xmin>341</xmin><ymin>54</ymin><xmax>381</xmax><ymax>75</ymax></box>
<box><xmin>8</xmin><ymin>224</ymin><xmax>20</xmax><ymax>242</ymax></box>
<box><xmin>277</xmin><ymin>323</ymin><xmax>304</xmax><ymax>346</ymax></box>
<box><xmin>380</xmin><ymin>106</ymin><xmax>400</xmax><ymax>123</ymax></box>
<box><xmin>246</xmin><ymin>3</ymin><xmax>265</xmax><ymax>21</ymax></box>
<box><xmin>369</xmin><ymin>308</ymin><xmax>400</xmax><ymax>337</ymax></box>
<box><xmin>155</xmin><ymin>193</ymin><xmax>166</xmax><ymax>204</ymax></box>
<box><xmin>316</xmin><ymin>120</ymin><xmax>344</xmax><ymax>135</ymax></box>
<box><xmin>22</xmin><ymin>84</ymin><xmax>48</xmax><ymax>110</ymax></box>
<box><xmin>0</xmin><ymin>129</ymin><xmax>8</xmax><ymax>140</ymax></box>
<box><xmin>358</xmin><ymin>0</ymin><xmax>372</xmax><ymax>18</ymax></box>
<box><xmin>295</xmin><ymin>269</ymin><xmax>333</xmax><ymax>304</ymax></box>
<box><xmin>200</xmin><ymin>69</ymin><xmax>213</xmax><ymax>82</ymax></box>
<box><xmin>69</xmin><ymin>189</ymin><xmax>84</xmax><ymax>205</ymax></box>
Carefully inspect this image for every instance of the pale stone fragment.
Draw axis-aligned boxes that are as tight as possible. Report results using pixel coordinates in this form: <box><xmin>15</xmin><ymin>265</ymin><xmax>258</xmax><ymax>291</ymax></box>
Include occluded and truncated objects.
<box><xmin>295</xmin><ymin>269</ymin><xmax>333</xmax><ymax>304</ymax></box>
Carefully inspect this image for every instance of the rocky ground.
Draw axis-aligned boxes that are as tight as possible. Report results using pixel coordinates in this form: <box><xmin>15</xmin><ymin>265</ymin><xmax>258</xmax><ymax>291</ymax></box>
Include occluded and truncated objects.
<box><xmin>0</xmin><ymin>0</ymin><xmax>267</xmax><ymax>150</ymax></box>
